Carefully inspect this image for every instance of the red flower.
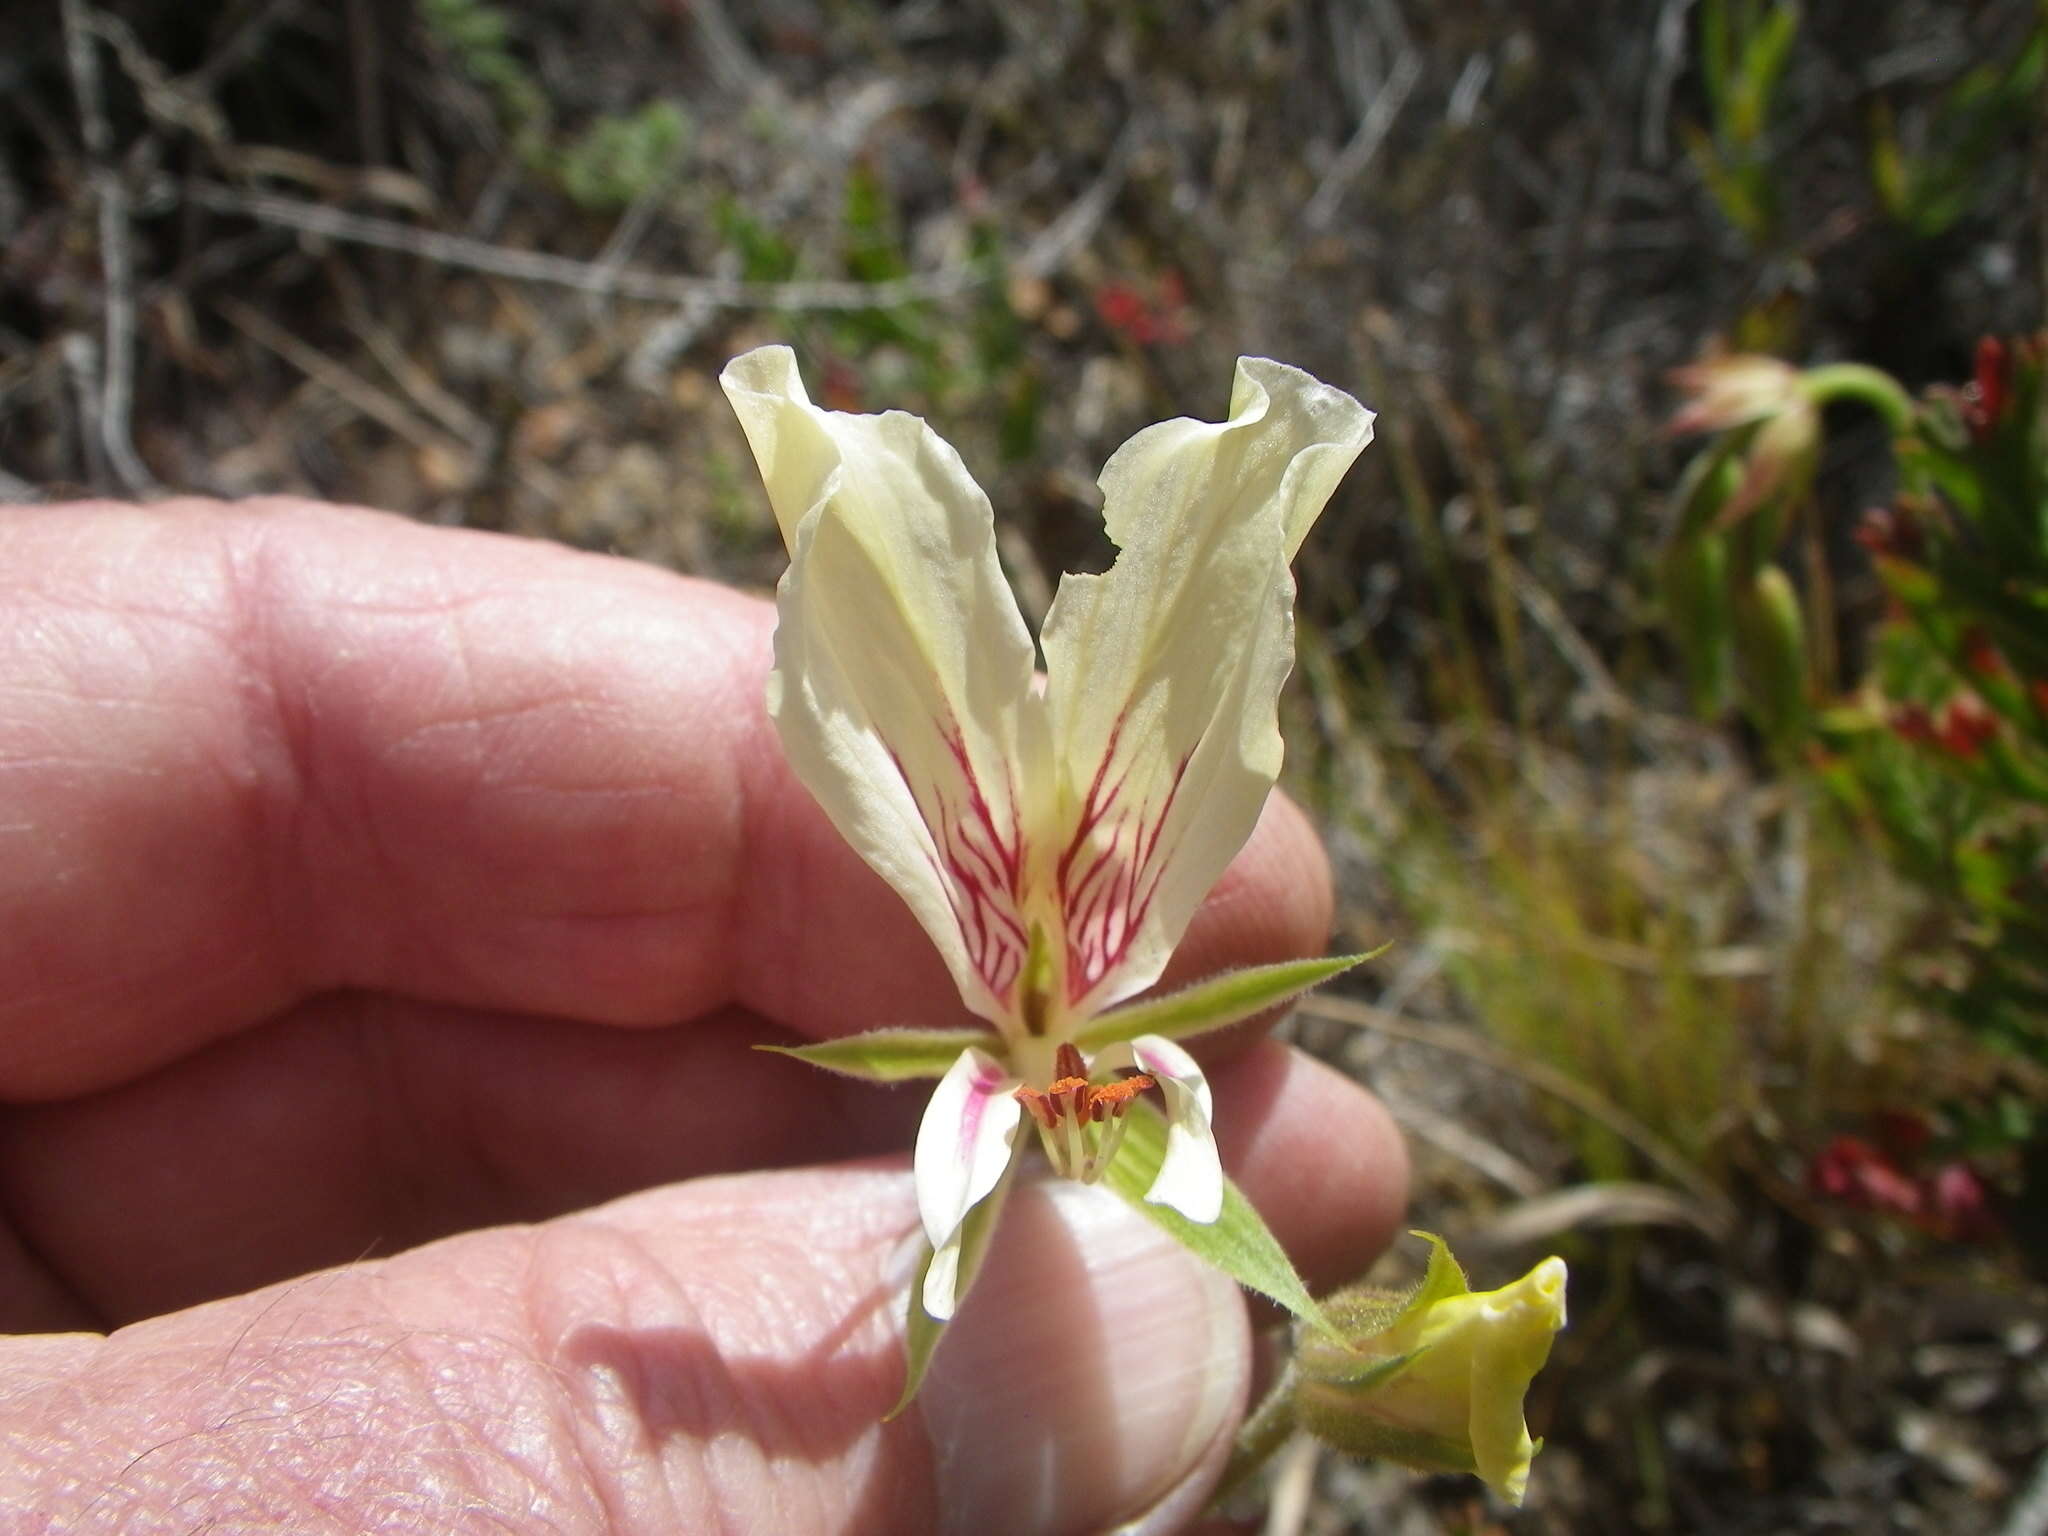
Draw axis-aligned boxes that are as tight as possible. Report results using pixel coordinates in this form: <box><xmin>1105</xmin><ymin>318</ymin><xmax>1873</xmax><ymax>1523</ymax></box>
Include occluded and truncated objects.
<box><xmin>1926</xmin><ymin>1162</ymin><xmax>1999</xmax><ymax>1242</ymax></box>
<box><xmin>1810</xmin><ymin>1135</ymin><xmax>1922</xmax><ymax>1218</ymax></box>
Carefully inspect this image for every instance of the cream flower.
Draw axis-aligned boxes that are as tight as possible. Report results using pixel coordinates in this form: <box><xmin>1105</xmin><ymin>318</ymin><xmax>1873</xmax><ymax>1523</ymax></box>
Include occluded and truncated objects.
<box><xmin>722</xmin><ymin>346</ymin><xmax>1373</xmax><ymax>1340</ymax></box>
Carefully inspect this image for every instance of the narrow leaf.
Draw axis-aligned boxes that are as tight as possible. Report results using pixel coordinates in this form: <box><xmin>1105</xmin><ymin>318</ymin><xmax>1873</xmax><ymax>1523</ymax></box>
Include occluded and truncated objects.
<box><xmin>1101</xmin><ymin>1101</ymin><xmax>1330</xmax><ymax>1332</ymax></box>
<box><xmin>757</xmin><ymin>1028</ymin><xmax>999</xmax><ymax>1084</ymax></box>
<box><xmin>1075</xmin><ymin>949</ymin><xmax>1385</xmax><ymax>1052</ymax></box>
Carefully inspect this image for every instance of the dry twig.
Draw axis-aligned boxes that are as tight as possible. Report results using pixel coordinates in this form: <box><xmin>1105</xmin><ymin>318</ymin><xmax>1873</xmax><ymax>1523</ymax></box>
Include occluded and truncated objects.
<box><xmin>60</xmin><ymin>0</ymin><xmax>156</xmax><ymax>494</ymax></box>
<box><xmin>185</xmin><ymin>182</ymin><xmax>987</xmax><ymax>311</ymax></box>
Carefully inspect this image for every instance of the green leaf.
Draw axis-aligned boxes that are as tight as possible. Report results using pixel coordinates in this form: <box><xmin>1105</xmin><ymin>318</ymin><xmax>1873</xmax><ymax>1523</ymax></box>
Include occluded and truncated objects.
<box><xmin>756</xmin><ymin>1028</ymin><xmax>998</xmax><ymax>1084</ymax></box>
<box><xmin>1074</xmin><ymin>949</ymin><xmax>1386</xmax><ymax>1053</ymax></box>
<box><xmin>1100</xmin><ymin>1101</ymin><xmax>1330</xmax><ymax>1332</ymax></box>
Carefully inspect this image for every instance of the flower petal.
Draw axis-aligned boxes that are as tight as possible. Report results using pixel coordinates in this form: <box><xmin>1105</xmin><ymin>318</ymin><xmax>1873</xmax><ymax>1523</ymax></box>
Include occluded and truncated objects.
<box><xmin>912</xmin><ymin>1046</ymin><xmax>1025</xmax><ymax>1319</ymax></box>
<box><xmin>1039</xmin><ymin>359</ymin><xmax>1372</xmax><ymax>1012</ymax></box>
<box><xmin>1463</xmin><ymin>1256</ymin><xmax>1568</xmax><ymax>1504</ymax></box>
<box><xmin>1094</xmin><ymin>1033</ymin><xmax>1222</xmax><ymax>1224</ymax></box>
<box><xmin>722</xmin><ymin>346</ymin><xmax>1046</xmax><ymax>1027</ymax></box>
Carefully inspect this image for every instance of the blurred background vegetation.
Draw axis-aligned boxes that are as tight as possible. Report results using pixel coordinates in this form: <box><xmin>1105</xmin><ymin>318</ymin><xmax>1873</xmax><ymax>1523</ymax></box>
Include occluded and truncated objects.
<box><xmin>4</xmin><ymin>0</ymin><xmax>2046</xmax><ymax>1530</ymax></box>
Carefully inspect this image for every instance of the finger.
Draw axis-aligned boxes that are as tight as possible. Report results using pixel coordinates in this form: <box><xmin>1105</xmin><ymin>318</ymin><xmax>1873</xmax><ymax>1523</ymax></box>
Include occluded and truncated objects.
<box><xmin>1207</xmin><ymin>1040</ymin><xmax>1410</xmax><ymax>1295</ymax></box>
<box><xmin>1</xmin><ymin>1167</ymin><xmax>1271</xmax><ymax>1535</ymax></box>
<box><xmin>0</xmin><ymin>500</ymin><xmax>1334</xmax><ymax>1099</ymax></box>
<box><xmin>0</xmin><ymin>1012</ymin><xmax>1401</xmax><ymax>1330</ymax></box>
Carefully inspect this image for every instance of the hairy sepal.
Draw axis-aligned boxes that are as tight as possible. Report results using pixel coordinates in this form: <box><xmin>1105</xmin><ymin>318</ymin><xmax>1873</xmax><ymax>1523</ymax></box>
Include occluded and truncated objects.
<box><xmin>757</xmin><ymin>1028</ymin><xmax>999</xmax><ymax>1083</ymax></box>
<box><xmin>1074</xmin><ymin>949</ymin><xmax>1384</xmax><ymax>1052</ymax></box>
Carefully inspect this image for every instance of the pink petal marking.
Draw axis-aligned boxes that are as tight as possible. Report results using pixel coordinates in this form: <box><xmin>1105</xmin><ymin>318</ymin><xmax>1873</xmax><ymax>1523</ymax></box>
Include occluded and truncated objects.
<box><xmin>890</xmin><ymin>721</ymin><xmax>1030</xmax><ymax>1007</ymax></box>
<box><xmin>952</xmin><ymin>1055</ymin><xmax>1008</xmax><ymax>1151</ymax></box>
<box><xmin>1054</xmin><ymin>715</ymin><xmax>1193</xmax><ymax>1005</ymax></box>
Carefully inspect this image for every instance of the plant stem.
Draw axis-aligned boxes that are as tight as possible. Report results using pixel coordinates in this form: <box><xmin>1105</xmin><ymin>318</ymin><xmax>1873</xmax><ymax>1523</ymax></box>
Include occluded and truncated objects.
<box><xmin>1801</xmin><ymin>363</ymin><xmax>1914</xmax><ymax>433</ymax></box>
<box><xmin>1212</xmin><ymin>1361</ymin><xmax>1299</xmax><ymax>1509</ymax></box>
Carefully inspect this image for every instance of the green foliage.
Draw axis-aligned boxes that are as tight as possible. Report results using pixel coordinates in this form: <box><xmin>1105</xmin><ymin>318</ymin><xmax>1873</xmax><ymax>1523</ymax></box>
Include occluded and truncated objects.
<box><xmin>1817</xmin><ymin>337</ymin><xmax>2048</xmax><ymax>1077</ymax></box>
<box><xmin>1683</xmin><ymin>0</ymin><xmax>1801</xmax><ymax>244</ymax></box>
<box><xmin>1870</xmin><ymin>11</ymin><xmax>2046</xmax><ymax>239</ymax></box>
<box><xmin>555</xmin><ymin>103</ymin><xmax>691</xmax><ymax>212</ymax></box>
<box><xmin>420</xmin><ymin>0</ymin><xmax>691</xmax><ymax>211</ymax></box>
<box><xmin>714</xmin><ymin>199</ymin><xmax>799</xmax><ymax>282</ymax></box>
<box><xmin>1662</xmin><ymin>334</ymin><xmax>2048</xmax><ymax>1151</ymax></box>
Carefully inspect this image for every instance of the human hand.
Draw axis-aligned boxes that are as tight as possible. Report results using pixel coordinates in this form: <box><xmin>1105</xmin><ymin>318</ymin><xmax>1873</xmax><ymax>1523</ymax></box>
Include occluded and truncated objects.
<box><xmin>0</xmin><ymin>499</ymin><xmax>1407</xmax><ymax>1533</ymax></box>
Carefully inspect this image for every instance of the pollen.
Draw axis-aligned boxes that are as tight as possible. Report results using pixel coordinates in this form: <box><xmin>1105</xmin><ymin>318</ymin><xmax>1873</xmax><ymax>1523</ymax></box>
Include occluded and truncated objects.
<box><xmin>1012</xmin><ymin>1037</ymin><xmax>1157</xmax><ymax>1179</ymax></box>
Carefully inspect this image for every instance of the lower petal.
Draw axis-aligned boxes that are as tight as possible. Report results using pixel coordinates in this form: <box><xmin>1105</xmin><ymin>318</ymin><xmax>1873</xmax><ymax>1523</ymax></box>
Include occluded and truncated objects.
<box><xmin>921</xmin><ymin>1159</ymin><xmax>1017</xmax><ymax>1322</ymax></box>
<box><xmin>1098</xmin><ymin>1035</ymin><xmax>1223</xmax><ymax>1224</ymax></box>
<box><xmin>913</xmin><ymin>1048</ymin><xmax>1025</xmax><ymax>1263</ymax></box>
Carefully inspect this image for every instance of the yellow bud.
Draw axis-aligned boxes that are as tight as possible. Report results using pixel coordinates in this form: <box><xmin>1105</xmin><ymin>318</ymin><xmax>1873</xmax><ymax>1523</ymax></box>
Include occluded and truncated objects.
<box><xmin>1294</xmin><ymin>1233</ymin><xmax>1567</xmax><ymax>1506</ymax></box>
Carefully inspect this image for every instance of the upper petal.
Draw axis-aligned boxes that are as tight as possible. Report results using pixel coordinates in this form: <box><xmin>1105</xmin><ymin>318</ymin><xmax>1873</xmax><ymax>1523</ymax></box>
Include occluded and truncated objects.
<box><xmin>1094</xmin><ymin>1033</ymin><xmax>1223</xmax><ymax>1224</ymax></box>
<box><xmin>1039</xmin><ymin>359</ymin><xmax>1372</xmax><ymax>1013</ymax></box>
<box><xmin>722</xmin><ymin>347</ymin><xmax>1046</xmax><ymax>1025</ymax></box>
<box><xmin>1461</xmin><ymin>1257</ymin><xmax>1569</xmax><ymax>1504</ymax></box>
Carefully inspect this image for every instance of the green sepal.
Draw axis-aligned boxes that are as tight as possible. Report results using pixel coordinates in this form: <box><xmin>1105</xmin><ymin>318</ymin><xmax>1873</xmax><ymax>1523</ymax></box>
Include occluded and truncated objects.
<box><xmin>1406</xmin><ymin>1230</ymin><xmax>1471</xmax><ymax>1310</ymax></box>
<box><xmin>1290</xmin><ymin>1382</ymin><xmax>1481</xmax><ymax>1475</ymax></box>
<box><xmin>886</xmin><ymin>1242</ymin><xmax>947</xmax><ymax>1421</ymax></box>
<box><xmin>1100</xmin><ymin>1100</ymin><xmax>1331</xmax><ymax>1333</ymax></box>
<box><xmin>757</xmin><ymin>1027</ymin><xmax>998</xmax><ymax>1084</ymax></box>
<box><xmin>885</xmin><ymin>1159</ymin><xmax>1015</xmax><ymax>1419</ymax></box>
<box><xmin>1074</xmin><ymin>948</ymin><xmax>1387</xmax><ymax>1053</ymax></box>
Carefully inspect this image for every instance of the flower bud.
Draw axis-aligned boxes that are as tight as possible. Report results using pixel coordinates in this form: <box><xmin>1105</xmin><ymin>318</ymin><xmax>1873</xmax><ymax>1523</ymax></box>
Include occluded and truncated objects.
<box><xmin>1667</xmin><ymin>353</ymin><xmax>1819</xmax><ymax>525</ymax></box>
<box><xmin>1733</xmin><ymin>565</ymin><xmax>1810</xmax><ymax>749</ymax></box>
<box><xmin>1292</xmin><ymin>1233</ymin><xmax>1567</xmax><ymax>1506</ymax></box>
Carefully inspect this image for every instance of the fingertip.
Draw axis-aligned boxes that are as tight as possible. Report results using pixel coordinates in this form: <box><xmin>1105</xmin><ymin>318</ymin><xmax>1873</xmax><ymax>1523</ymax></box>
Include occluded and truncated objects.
<box><xmin>1165</xmin><ymin>790</ymin><xmax>1335</xmax><ymax>992</ymax></box>
<box><xmin>921</xmin><ymin>1180</ymin><xmax>1249</xmax><ymax>1535</ymax></box>
<box><xmin>1210</xmin><ymin>1040</ymin><xmax>1410</xmax><ymax>1295</ymax></box>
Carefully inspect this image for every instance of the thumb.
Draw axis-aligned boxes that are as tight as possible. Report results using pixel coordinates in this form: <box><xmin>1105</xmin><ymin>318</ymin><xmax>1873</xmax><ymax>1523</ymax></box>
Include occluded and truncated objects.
<box><xmin>2</xmin><ymin>1164</ymin><xmax>1248</xmax><ymax>1535</ymax></box>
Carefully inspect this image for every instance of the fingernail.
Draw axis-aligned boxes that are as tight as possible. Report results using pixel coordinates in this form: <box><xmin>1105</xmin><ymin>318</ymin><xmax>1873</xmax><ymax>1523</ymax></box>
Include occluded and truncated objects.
<box><xmin>921</xmin><ymin>1179</ymin><xmax>1248</xmax><ymax>1535</ymax></box>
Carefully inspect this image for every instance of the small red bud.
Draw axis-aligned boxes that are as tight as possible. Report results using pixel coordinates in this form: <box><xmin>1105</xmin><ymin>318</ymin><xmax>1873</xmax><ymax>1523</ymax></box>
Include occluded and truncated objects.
<box><xmin>1810</xmin><ymin>1135</ymin><xmax>1922</xmax><ymax>1217</ymax></box>
<box><xmin>1924</xmin><ymin>1162</ymin><xmax>1998</xmax><ymax>1242</ymax></box>
<box><xmin>1963</xmin><ymin>629</ymin><xmax>2008</xmax><ymax>679</ymax></box>
<box><xmin>1935</xmin><ymin>694</ymin><xmax>1998</xmax><ymax>759</ymax></box>
<box><xmin>1854</xmin><ymin>506</ymin><xmax>1923</xmax><ymax>564</ymax></box>
<box><xmin>1889</xmin><ymin>702</ymin><xmax>1937</xmax><ymax>746</ymax></box>
<box><xmin>1968</xmin><ymin>336</ymin><xmax>2010</xmax><ymax>442</ymax></box>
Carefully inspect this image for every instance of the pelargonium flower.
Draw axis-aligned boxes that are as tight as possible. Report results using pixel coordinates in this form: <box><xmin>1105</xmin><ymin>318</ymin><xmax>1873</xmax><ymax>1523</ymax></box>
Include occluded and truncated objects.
<box><xmin>721</xmin><ymin>345</ymin><xmax>1374</xmax><ymax>1398</ymax></box>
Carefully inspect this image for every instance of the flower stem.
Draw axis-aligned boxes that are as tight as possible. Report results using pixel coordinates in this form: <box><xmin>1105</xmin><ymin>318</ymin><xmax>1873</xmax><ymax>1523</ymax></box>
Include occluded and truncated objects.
<box><xmin>1211</xmin><ymin>1360</ymin><xmax>1299</xmax><ymax>1509</ymax></box>
<box><xmin>1800</xmin><ymin>363</ymin><xmax>1914</xmax><ymax>433</ymax></box>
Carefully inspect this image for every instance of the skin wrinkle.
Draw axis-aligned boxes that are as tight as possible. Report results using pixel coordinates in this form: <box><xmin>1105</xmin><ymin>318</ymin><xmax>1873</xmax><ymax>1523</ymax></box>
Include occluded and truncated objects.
<box><xmin>224</xmin><ymin>504</ymin><xmax>736</xmax><ymax>1020</ymax></box>
<box><xmin>218</xmin><ymin>515</ymin><xmax>343</xmax><ymax>1004</ymax></box>
<box><xmin>534</xmin><ymin>1222</ymin><xmax>703</xmax><ymax>1536</ymax></box>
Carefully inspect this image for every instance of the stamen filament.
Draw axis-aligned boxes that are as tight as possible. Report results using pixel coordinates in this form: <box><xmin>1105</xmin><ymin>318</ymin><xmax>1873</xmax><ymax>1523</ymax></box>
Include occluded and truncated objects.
<box><xmin>1012</xmin><ymin>1041</ymin><xmax>1156</xmax><ymax>1185</ymax></box>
